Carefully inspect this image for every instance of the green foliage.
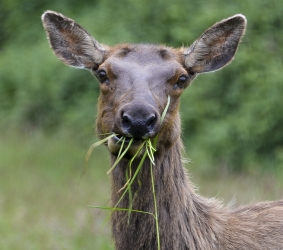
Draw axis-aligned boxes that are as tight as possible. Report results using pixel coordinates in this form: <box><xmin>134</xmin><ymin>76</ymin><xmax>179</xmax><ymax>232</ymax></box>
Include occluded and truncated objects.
<box><xmin>180</xmin><ymin>1</ymin><xmax>283</xmax><ymax>171</ymax></box>
<box><xmin>0</xmin><ymin>130</ymin><xmax>113</xmax><ymax>250</ymax></box>
<box><xmin>1</xmin><ymin>0</ymin><xmax>283</xmax><ymax>171</ymax></box>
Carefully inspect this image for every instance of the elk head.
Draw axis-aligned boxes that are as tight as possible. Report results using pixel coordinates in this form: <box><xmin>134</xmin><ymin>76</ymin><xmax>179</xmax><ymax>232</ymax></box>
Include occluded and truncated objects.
<box><xmin>42</xmin><ymin>11</ymin><xmax>246</xmax><ymax>158</ymax></box>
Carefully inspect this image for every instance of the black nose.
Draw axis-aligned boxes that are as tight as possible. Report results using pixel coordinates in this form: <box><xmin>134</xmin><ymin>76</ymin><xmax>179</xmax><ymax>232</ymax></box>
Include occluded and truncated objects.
<box><xmin>120</xmin><ymin>104</ymin><xmax>159</xmax><ymax>139</ymax></box>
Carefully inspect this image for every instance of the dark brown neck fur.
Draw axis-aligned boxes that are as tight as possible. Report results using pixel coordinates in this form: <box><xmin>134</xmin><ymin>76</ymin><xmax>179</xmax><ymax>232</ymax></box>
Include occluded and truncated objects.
<box><xmin>110</xmin><ymin>137</ymin><xmax>224</xmax><ymax>250</ymax></box>
<box><xmin>110</xmin><ymin>134</ymin><xmax>283</xmax><ymax>250</ymax></box>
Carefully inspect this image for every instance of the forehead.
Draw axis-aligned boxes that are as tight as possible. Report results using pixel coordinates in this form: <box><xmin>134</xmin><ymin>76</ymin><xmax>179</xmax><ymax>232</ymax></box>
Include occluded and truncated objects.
<box><xmin>104</xmin><ymin>44</ymin><xmax>184</xmax><ymax>79</ymax></box>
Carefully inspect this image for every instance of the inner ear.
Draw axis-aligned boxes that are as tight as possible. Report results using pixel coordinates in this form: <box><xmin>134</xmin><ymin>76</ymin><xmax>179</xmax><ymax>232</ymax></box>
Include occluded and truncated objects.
<box><xmin>42</xmin><ymin>11</ymin><xmax>106</xmax><ymax>69</ymax></box>
<box><xmin>183</xmin><ymin>14</ymin><xmax>247</xmax><ymax>74</ymax></box>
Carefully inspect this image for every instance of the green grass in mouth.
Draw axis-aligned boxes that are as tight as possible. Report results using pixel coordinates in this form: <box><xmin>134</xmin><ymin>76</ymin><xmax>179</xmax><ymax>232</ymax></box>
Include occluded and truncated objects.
<box><xmin>86</xmin><ymin>96</ymin><xmax>170</xmax><ymax>250</ymax></box>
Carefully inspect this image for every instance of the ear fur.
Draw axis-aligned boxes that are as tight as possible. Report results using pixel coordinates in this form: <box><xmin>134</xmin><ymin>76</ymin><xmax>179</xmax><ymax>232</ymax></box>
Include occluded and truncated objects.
<box><xmin>42</xmin><ymin>11</ymin><xmax>106</xmax><ymax>69</ymax></box>
<box><xmin>184</xmin><ymin>14</ymin><xmax>247</xmax><ymax>74</ymax></box>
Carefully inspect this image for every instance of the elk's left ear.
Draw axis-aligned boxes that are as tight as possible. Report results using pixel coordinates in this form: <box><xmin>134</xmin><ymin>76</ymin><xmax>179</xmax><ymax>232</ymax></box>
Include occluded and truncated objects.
<box><xmin>183</xmin><ymin>14</ymin><xmax>247</xmax><ymax>74</ymax></box>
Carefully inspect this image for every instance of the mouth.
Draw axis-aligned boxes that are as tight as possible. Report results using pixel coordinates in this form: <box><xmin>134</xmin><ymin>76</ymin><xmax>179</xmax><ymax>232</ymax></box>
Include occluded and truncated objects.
<box><xmin>107</xmin><ymin>134</ymin><xmax>145</xmax><ymax>159</ymax></box>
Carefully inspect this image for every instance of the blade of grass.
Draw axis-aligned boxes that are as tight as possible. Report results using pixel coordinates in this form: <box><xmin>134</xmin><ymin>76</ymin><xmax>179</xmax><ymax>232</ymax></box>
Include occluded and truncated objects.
<box><xmin>85</xmin><ymin>134</ymin><xmax>116</xmax><ymax>162</ymax></box>
<box><xmin>116</xmin><ymin>137</ymin><xmax>126</xmax><ymax>158</ymax></box>
<box><xmin>111</xmin><ymin>137</ymin><xmax>126</xmax><ymax>170</ymax></box>
<box><xmin>160</xmin><ymin>95</ymin><xmax>171</xmax><ymax>124</ymax></box>
<box><xmin>107</xmin><ymin>138</ymin><xmax>134</xmax><ymax>175</ymax></box>
<box><xmin>146</xmin><ymin>144</ymin><xmax>155</xmax><ymax>165</ymax></box>
<box><xmin>78</xmin><ymin>134</ymin><xmax>116</xmax><ymax>185</ymax></box>
<box><xmin>146</xmin><ymin>140</ymin><xmax>156</xmax><ymax>165</ymax></box>
<box><xmin>153</xmin><ymin>96</ymin><xmax>170</xmax><ymax>147</ymax></box>
<box><xmin>114</xmin><ymin>150</ymin><xmax>147</xmax><ymax>209</ymax></box>
<box><xmin>125</xmin><ymin>141</ymin><xmax>148</xmax><ymax>223</ymax></box>
<box><xmin>102</xmin><ymin>149</ymin><xmax>148</xmax><ymax>226</ymax></box>
<box><xmin>89</xmin><ymin>205</ymin><xmax>156</xmax><ymax>218</ymax></box>
<box><xmin>150</xmin><ymin>160</ymin><xmax>160</xmax><ymax>250</ymax></box>
<box><xmin>118</xmin><ymin>141</ymin><xmax>146</xmax><ymax>193</ymax></box>
<box><xmin>125</xmin><ymin>166</ymin><xmax>133</xmax><ymax>224</ymax></box>
<box><xmin>106</xmin><ymin>139</ymin><xmax>147</xmax><ymax>224</ymax></box>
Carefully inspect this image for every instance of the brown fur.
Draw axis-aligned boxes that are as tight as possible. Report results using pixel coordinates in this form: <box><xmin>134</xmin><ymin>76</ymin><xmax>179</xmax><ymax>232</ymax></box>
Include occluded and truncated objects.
<box><xmin>42</xmin><ymin>11</ymin><xmax>283</xmax><ymax>250</ymax></box>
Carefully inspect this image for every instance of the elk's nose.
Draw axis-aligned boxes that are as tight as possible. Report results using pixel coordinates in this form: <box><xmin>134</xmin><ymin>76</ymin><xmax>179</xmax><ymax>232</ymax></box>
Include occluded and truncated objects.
<box><xmin>120</xmin><ymin>105</ymin><xmax>159</xmax><ymax>139</ymax></box>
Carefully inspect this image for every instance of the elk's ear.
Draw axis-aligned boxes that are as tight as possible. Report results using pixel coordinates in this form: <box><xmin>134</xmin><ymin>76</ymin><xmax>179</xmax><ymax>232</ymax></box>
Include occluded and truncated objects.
<box><xmin>183</xmin><ymin>14</ymin><xmax>246</xmax><ymax>74</ymax></box>
<box><xmin>42</xmin><ymin>11</ymin><xmax>106</xmax><ymax>69</ymax></box>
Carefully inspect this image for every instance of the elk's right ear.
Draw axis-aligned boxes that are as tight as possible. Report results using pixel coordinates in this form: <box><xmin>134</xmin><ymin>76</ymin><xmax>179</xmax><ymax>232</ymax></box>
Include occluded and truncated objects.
<box><xmin>41</xmin><ymin>11</ymin><xmax>106</xmax><ymax>69</ymax></box>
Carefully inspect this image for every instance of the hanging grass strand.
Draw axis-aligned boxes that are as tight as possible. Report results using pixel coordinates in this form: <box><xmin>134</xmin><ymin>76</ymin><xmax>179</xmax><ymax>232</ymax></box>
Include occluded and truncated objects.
<box><xmin>107</xmin><ymin>137</ymin><xmax>134</xmax><ymax>175</ymax></box>
<box><xmin>85</xmin><ymin>134</ymin><xmax>116</xmax><ymax>162</ymax></box>
<box><xmin>88</xmin><ymin>205</ymin><xmax>156</xmax><ymax>218</ymax></box>
<box><xmin>118</xmin><ymin>140</ymin><xmax>146</xmax><ymax>193</ymax></box>
<box><xmin>126</xmin><ymin>166</ymin><xmax>133</xmax><ymax>224</ymax></box>
<box><xmin>153</xmin><ymin>95</ymin><xmax>170</xmax><ymax>148</ymax></box>
<box><xmin>146</xmin><ymin>139</ymin><xmax>156</xmax><ymax>165</ymax></box>
<box><xmin>150</xmin><ymin>160</ymin><xmax>160</xmax><ymax>250</ymax></box>
<box><xmin>79</xmin><ymin>134</ymin><xmax>116</xmax><ymax>185</ymax></box>
<box><xmin>114</xmin><ymin>150</ymin><xmax>147</xmax><ymax>208</ymax></box>
<box><xmin>116</xmin><ymin>137</ymin><xmax>126</xmax><ymax>159</ymax></box>
<box><xmin>87</xmin><ymin>96</ymin><xmax>171</xmax><ymax>250</ymax></box>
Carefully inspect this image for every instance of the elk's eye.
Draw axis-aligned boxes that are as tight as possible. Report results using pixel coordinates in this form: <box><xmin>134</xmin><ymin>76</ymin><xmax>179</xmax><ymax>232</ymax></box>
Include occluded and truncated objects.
<box><xmin>96</xmin><ymin>70</ymin><xmax>108</xmax><ymax>83</ymax></box>
<box><xmin>176</xmin><ymin>75</ymin><xmax>189</xmax><ymax>88</ymax></box>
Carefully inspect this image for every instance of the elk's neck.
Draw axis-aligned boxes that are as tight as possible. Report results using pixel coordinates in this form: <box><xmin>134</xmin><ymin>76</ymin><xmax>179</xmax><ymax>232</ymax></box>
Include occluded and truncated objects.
<box><xmin>110</xmin><ymin>138</ymin><xmax>223</xmax><ymax>250</ymax></box>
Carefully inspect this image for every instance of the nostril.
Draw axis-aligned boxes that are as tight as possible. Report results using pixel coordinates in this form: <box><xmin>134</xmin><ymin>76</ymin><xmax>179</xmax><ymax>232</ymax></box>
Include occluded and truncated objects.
<box><xmin>121</xmin><ymin>112</ymin><xmax>132</xmax><ymax>128</ymax></box>
<box><xmin>146</xmin><ymin>114</ymin><xmax>157</xmax><ymax>128</ymax></box>
<box><xmin>122</xmin><ymin>113</ymin><xmax>130</xmax><ymax>122</ymax></box>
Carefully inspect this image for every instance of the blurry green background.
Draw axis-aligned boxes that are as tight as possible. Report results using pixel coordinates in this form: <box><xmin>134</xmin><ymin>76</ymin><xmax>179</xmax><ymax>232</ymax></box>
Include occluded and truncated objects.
<box><xmin>0</xmin><ymin>0</ymin><xmax>283</xmax><ymax>249</ymax></box>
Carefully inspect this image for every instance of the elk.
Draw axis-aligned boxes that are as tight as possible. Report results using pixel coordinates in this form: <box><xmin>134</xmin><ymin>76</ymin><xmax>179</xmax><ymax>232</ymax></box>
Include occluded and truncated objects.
<box><xmin>42</xmin><ymin>11</ymin><xmax>283</xmax><ymax>250</ymax></box>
